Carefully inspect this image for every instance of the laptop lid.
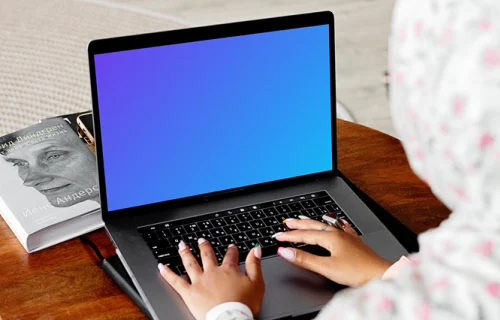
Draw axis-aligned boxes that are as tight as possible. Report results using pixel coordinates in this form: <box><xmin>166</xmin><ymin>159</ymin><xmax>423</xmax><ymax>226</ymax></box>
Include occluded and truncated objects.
<box><xmin>88</xmin><ymin>12</ymin><xmax>337</xmax><ymax>221</ymax></box>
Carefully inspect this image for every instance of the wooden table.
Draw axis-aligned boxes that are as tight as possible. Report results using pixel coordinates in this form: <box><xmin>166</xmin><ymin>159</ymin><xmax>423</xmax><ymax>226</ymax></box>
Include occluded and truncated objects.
<box><xmin>0</xmin><ymin>120</ymin><xmax>451</xmax><ymax>320</ymax></box>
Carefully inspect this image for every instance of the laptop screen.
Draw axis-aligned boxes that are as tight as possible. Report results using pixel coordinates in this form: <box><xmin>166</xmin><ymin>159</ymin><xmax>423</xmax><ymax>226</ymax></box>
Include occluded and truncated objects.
<box><xmin>94</xmin><ymin>24</ymin><xmax>333</xmax><ymax>212</ymax></box>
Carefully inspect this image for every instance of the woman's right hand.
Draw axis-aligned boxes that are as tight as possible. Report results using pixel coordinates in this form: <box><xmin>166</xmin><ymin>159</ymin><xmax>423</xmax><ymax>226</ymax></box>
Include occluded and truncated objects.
<box><xmin>274</xmin><ymin>218</ymin><xmax>393</xmax><ymax>287</ymax></box>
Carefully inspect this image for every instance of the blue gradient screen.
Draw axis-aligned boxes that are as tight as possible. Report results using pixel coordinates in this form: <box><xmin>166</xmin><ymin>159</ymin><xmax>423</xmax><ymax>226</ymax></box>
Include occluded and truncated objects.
<box><xmin>94</xmin><ymin>25</ymin><xmax>332</xmax><ymax>212</ymax></box>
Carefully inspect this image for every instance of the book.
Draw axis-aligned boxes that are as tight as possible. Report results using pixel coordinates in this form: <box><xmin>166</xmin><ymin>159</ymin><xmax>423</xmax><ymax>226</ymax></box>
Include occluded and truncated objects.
<box><xmin>0</xmin><ymin>117</ymin><xmax>103</xmax><ymax>253</ymax></box>
<box><xmin>40</xmin><ymin>110</ymin><xmax>95</xmax><ymax>153</ymax></box>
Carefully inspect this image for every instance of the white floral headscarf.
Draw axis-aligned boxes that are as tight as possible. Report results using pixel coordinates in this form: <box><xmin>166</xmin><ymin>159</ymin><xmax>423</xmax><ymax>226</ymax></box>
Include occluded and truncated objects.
<box><xmin>316</xmin><ymin>0</ymin><xmax>500</xmax><ymax>319</ymax></box>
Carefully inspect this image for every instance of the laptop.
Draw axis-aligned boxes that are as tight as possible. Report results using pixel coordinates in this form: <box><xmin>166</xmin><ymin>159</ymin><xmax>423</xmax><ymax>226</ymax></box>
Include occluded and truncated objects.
<box><xmin>88</xmin><ymin>11</ymin><xmax>408</xmax><ymax>320</ymax></box>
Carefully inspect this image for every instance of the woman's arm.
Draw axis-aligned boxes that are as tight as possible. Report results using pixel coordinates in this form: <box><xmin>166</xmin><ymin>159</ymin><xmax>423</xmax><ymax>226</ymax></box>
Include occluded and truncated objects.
<box><xmin>314</xmin><ymin>210</ymin><xmax>500</xmax><ymax>319</ymax></box>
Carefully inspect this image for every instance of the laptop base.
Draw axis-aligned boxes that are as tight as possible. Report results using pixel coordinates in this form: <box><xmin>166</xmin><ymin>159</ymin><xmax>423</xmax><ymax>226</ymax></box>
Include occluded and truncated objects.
<box><xmin>104</xmin><ymin>171</ymin><xmax>417</xmax><ymax>319</ymax></box>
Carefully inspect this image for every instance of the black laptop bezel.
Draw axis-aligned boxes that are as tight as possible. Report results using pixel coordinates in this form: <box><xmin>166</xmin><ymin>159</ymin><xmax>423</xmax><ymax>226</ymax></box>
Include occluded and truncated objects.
<box><xmin>88</xmin><ymin>11</ymin><xmax>337</xmax><ymax>222</ymax></box>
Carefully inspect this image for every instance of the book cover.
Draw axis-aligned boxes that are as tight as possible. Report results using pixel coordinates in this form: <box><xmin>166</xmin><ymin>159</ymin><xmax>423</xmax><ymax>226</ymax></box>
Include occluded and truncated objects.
<box><xmin>0</xmin><ymin>118</ymin><xmax>102</xmax><ymax>252</ymax></box>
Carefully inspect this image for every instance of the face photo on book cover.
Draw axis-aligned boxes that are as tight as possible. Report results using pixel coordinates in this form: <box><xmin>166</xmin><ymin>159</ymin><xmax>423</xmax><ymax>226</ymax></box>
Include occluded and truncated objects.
<box><xmin>0</xmin><ymin>118</ymin><xmax>99</xmax><ymax>208</ymax></box>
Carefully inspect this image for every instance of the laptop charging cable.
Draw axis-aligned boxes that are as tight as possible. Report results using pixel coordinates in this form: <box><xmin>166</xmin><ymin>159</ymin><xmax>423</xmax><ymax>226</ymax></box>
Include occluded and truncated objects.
<box><xmin>80</xmin><ymin>236</ymin><xmax>152</xmax><ymax>319</ymax></box>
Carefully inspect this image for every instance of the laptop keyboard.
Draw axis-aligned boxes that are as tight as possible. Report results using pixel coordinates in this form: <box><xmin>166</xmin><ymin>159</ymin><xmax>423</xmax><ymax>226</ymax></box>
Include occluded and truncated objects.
<box><xmin>138</xmin><ymin>191</ymin><xmax>362</xmax><ymax>275</ymax></box>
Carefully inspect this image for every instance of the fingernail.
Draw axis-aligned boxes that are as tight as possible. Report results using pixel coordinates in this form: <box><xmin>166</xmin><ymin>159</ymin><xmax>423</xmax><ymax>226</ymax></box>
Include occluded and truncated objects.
<box><xmin>198</xmin><ymin>237</ymin><xmax>207</xmax><ymax>245</ymax></box>
<box><xmin>283</xmin><ymin>218</ymin><xmax>295</xmax><ymax>224</ymax></box>
<box><xmin>298</xmin><ymin>215</ymin><xmax>311</xmax><ymax>220</ymax></box>
<box><xmin>340</xmin><ymin>219</ymin><xmax>351</xmax><ymax>228</ymax></box>
<box><xmin>277</xmin><ymin>247</ymin><xmax>296</xmax><ymax>261</ymax></box>
<box><xmin>178</xmin><ymin>240</ymin><xmax>187</xmax><ymax>252</ymax></box>
<box><xmin>228</xmin><ymin>243</ymin><xmax>235</xmax><ymax>248</ymax></box>
<box><xmin>254</xmin><ymin>244</ymin><xmax>262</xmax><ymax>259</ymax></box>
<box><xmin>158</xmin><ymin>263</ymin><xmax>166</xmax><ymax>271</ymax></box>
<box><xmin>271</xmin><ymin>232</ymin><xmax>283</xmax><ymax>238</ymax></box>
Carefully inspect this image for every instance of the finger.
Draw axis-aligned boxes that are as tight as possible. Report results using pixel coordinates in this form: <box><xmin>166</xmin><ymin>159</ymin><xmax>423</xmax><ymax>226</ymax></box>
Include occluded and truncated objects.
<box><xmin>222</xmin><ymin>244</ymin><xmax>239</xmax><ymax>267</ymax></box>
<box><xmin>158</xmin><ymin>263</ymin><xmax>190</xmax><ymax>296</ymax></box>
<box><xmin>273</xmin><ymin>230</ymin><xmax>334</xmax><ymax>250</ymax></box>
<box><xmin>277</xmin><ymin>247</ymin><xmax>331</xmax><ymax>275</ymax></box>
<box><xmin>197</xmin><ymin>238</ymin><xmax>218</xmax><ymax>270</ymax></box>
<box><xmin>178</xmin><ymin>241</ymin><xmax>203</xmax><ymax>281</ymax></box>
<box><xmin>284</xmin><ymin>218</ymin><xmax>336</xmax><ymax>232</ymax></box>
<box><xmin>341</xmin><ymin>219</ymin><xmax>358</xmax><ymax>237</ymax></box>
<box><xmin>245</xmin><ymin>244</ymin><xmax>264</xmax><ymax>285</ymax></box>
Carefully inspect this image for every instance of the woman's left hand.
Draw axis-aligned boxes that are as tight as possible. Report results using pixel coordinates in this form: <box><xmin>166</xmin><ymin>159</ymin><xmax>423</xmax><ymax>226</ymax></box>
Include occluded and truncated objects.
<box><xmin>274</xmin><ymin>218</ymin><xmax>392</xmax><ymax>287</ymax></box>
<box><xmin>158</xmin><ymin>239</ymin><xmax>265</xmax><ymax>320</ymax></box>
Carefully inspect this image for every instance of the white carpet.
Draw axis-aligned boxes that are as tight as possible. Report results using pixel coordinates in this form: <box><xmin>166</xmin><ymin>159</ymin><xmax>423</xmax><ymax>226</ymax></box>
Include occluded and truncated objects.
<box><xmin>0</xmin><ymin>0</ymin><xmax>186</xmax><ymax>135</ymax></box>
<box><xmin>0</xmin><ymin>0</ymin><xmax>353</xmax><ymax>136</ymax></box>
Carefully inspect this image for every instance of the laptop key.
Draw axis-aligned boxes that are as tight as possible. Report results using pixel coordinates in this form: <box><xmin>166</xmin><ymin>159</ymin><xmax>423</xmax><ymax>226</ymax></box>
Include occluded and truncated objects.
<box><xmin>153</xmin><ymin>247</ymin><xmax>178</xmax><ymax>260</ymax></box>
<box><xmin>236</xmin><ymin>213</ymin><xmax>252</xmax><ymax>222</ymax></box>
<box><xmin>300</xmin><ymin>200</ymin><xmax>315</xmax><ymax>209</ymax></box>
<box><xmin>290</xmin><ymin>212</ymin><xmax>302</xmax><ymax>219</ymax></box>
<box><xmin>209</xmin><ymin>238</ymin><xmax>222</xmax><ymax>248</ymax></box>
<box><xmin>261</xmin><ymin>245</ymin><xmax>279</xmax><ymax>258</ymax></box>
<box><xmin>313</xmin><ymin>207</ymin><xmax>328</xmax><ymax>215</ymax></box>
<box><xmin>301</xmin><ymin>209</ymin><xmax>316</xmax><ymax>217</ymax></box>
<box><xmin>196</xmin><ymin>231</ymin><xmax>213</xmax><ymax>239</ymax></box>
<box><xmin>148</xmin><ymin>239</ymin><xmax>171</xmax><ymax>250</ymax></box>
<box><xmin>271</xmin><ymin>225</ymin><xmax>286</xmax><ymax>233</ymax></box>
<box><xmin>312</xmin><ymin>197</ymin><xmax>334</xmax><ymax>206</ymax></box>
<box><xmin>158</xmin><ymin>256</ymin><xmax>182</xmax><ymax>268</ymax></box>
<box><xmin>250</xmin><ymin>210</ymin><xmax>266</xmax><ymax>219</ymax></box>
<box><xmin>319</xmin><ymin>206</ymin><xmax>329</xmax><ymax>215</ymax></box>
<box><xmin>223</xmin><ymin>225</ymin><xmax>239</xmax><ymax>234</ymax></box>
<box><xmin>249</xmin><ymin>220</ymin><xmax>265</xmax><ymax>229</ymax></box>
<box><xmin>289</xmin><ymin>202</ymin><xmax>303</xmax><ymax>211</ymax></box>
<box><xmin>156</xmin><ymin>229</ymin><xmax>172</xmax><ymax>239</ymax></box>
<box><xmin>245</xmin><ymin>240</ymin><xmax>259</xmax><ymax>249</ymax></box>
<box><xmin>181</xmin><ymin>233</ymin><xmax>198</xmax><ymax>244</ymax></box>
<box><xmin>236</xmin><ymin>222</ymin><xmax>252</xmax><ymax>231</ymax></box>
<box><xmin>224</xmin><ymin>216</ymin><xmax>240</xmax><ymax>225</ymax></box>
<box><xmin>140</xmin><ymin>231</ymin><xmax>159</xmax><ymax>242</ymax></box>
<box><xmin>276</xmin><ymin>214</ymin><xmax>288</xmax><ymax>222</ymax></box>
<box><xmin>218</xmin><ymin>246</ymin><xmax>230</xmax><ymax>255</ymax></box>
<box><xmin>259</xmin><ymin>227</ymin><xmax>274</xmax><ymax>236</ymax></box>
<box><xmin>184</xmin><ymin>223</ymin><xmax>200</xmax><ymax>233</ymax></box>
<box><xmin>246</xmin><ymin>230</ymin><xmax>262</xmax><ymax>239</ymax></box>
<box><xmin>216</xmin><ymin>255</ymin><xmax>224</xmax><ymax>265</ymax></box>
<box><xmin>276</xmin><ymin>205</ymin><xmax>291</xmax><ymax>214</ymax></box>
<box><xmin>169</xmin><ymin>236</ymin><xmax>182</xmax><ymax>246</ymax></box>
<box><xmin>239</xmin><ymin>252</ymin><xmax>250</xmax><ymax>262</ymax></box>
<box><xmin>198</xmin><ymin>221</ymin><xmax>213</xmax><ymax>230</ymax></box>
<box><xmin>263</xmin><ymin>207</ymin><xmax>278</xmax><ymax>216</ymax></box>
<box><xmin>259</xmin><ymin>237</ymin><xmax>276</xmax><ymax>248</ymax></box>
<box><xmin>211</xmin><ymin>218</ymin><xmax>227</xmax><ymax>227</ymax></box>
<box><xmin>210</xmin><ymin>228</ymin><xmax>226</xmax><ymax>238</ymax></box>
<box><xmin>236</xmin><ymin>242</ymin><xmax>249</xmax><ymax>252</ymax></box>
<box><xmin>232</xmin><ymin>232</ymin><xmax>249</xmax><ymax>243</ymax></box>
<box><xmin>262</xmin><ymin>217</ymin><xmax>279</xmax><ymax>226</ymax></box>
<box><xmin>170</xmin><ymin>226</ymin><xmax>185</xmax><ymax>236</ymax></box>
<box><xmin>220</xmin><ymin>235</ymin><xmax>235</xmax><ymax>246</ymax></box>
<box><xmin>214</xmin><ymin>250</ymin><xmax>223</xmax><ymax>259</ymax></box>
<box><xmin>325</xmin><ymin>204</ymin><xmax>341</xmax><ymax>213</ymax></box>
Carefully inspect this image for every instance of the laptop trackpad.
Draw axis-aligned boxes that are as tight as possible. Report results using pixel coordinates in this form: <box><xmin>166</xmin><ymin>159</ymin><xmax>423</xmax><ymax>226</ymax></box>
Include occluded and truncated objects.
<box><xmin>250</xmin><ymin>256</ymin><xmax>344</xmax><ymax>320</ymax></box>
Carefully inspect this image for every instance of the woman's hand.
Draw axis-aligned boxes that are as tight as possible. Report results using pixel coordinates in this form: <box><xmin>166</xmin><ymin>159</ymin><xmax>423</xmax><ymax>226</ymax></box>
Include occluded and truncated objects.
<box><xmin>158</xmin><ymin>239</ymin><xmax>265</xmax><ymax>320</ymax></box>
<box><xmin>274</xmin><ymin>218</ymin><xmax>392</xmax><ymax>287</ymax></box>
